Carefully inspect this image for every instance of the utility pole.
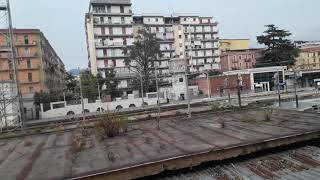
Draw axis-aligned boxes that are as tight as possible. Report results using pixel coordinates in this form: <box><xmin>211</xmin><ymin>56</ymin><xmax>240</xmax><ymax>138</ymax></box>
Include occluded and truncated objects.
<box><xmin>294</xmin><ymin>71</ymin><xmax>299</xmax><ymax>109</ymax></box>
<box><xmin>6</xmin><ymin>0</ymin><xmax>24</xmax><ymax>129</ymax></box>
<box><xmin>185</xmin><ymin>23</ymin><xmax>192</xmax><ymax>118</ymax></box>
<box><xmin>224</xmin><ymin>77</ymin><xmax>231</xmax><ymax>103</ymax></box>
<box><xmin>155</xmin><ymin>65</ymin><xmax>161</xmax><ymax>129</ymax></box>
<box><xmin>78</xmin><ymin>68</ymin><xmax>85</xmax><ymax>122</ymax></box>
<box><xmin>274</xmin><ymin>72</ymin><xmax>281</xmax><ymax>107</ymax></box>
<box><xmin>97</xmin><ymin>82</ymin><xmax>101</xmax><ymax>100</ymax></box>
<box><xmin>206</xmin><ymin>72</ymin><xmax>211</xmax><ymax>98</ymax></box>
<box><xmin>237</xmin><ymin>74</ymin><xmax>242</xmax><ymax>108</ymax></box>
<box><xmin>140</xmin><ymin>72</ymin><xmax>145</xmax><ymax>106</ymax></box>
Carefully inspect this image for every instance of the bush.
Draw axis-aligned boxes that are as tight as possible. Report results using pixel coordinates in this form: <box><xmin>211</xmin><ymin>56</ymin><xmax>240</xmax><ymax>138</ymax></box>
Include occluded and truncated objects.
<box><xmin>95</xmin><ymin>112</ymin><xmax>129</xmax><ymax>138</ymax></box>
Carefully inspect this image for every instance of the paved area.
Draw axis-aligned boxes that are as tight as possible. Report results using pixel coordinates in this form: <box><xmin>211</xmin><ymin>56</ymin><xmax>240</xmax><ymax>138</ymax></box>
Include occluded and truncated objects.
<box><xmin>0</xmin><ymin>109</ymin><xmax>319</xmax><ymax>179</ymax></box>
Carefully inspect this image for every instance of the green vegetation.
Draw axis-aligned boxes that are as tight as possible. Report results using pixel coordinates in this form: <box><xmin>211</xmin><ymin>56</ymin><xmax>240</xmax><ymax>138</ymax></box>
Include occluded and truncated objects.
<box><xmin>255</xmin><ymin>24</ymin><xmax>300</xmax><ymax>67</ymax></box>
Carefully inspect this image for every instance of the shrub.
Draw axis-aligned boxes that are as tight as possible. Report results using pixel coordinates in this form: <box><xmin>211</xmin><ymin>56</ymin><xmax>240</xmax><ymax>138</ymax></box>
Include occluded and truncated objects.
<box><xmin>95</xmin><ymin>112</ymin><xmax>129</xmax><ymax>138</ymax></box>
<box><xmin>263</xmin><ymin>107</ymin><xmax>273</xmax><ymax>122</ymax></box>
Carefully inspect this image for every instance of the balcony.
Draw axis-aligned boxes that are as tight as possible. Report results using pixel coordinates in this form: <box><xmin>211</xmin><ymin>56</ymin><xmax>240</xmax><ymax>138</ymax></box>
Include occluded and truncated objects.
<box><xmin>15</xmin><ymin>41</ymin><xmax>37</xmax><ymax>47</ymax></box>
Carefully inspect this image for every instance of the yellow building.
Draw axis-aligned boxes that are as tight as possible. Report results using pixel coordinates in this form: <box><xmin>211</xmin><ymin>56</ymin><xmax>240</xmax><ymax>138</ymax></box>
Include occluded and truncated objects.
<box><xmin>294</xmin><ymin>46</ymin><xmax>320</xmax><ymax>70</ymax></box>
<box><xmin>220</xmin><ymin>39</ymin><xmax>250</xmax><ymax>52</ymax></box>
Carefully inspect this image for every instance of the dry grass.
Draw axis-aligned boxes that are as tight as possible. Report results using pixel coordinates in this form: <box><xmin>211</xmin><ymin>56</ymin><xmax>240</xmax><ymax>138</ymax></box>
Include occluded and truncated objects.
<box><xmin>71</xmin><ymin>136</ymin><xmax>85</xmax><ymax>153</ymax></box>
<box><xmin>24</xmin><ymin>141</ymin><xmax>33</xmax><ymax>147</ymax></box>
<box><xmin>95</xmin><ymin>112</ymin><xmax>129</xmax><ymax>139</ymax></box>
<box><xmin>263</xmin><ymin>108</ymin><xmax>274</xmax><ymax>122</ymax></box>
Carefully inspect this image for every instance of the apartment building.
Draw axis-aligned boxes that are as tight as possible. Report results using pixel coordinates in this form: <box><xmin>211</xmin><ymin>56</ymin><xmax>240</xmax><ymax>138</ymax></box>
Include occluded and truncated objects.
<box><xmin>85</xmin><ymin>0</ymin><xmax>220</xmax><ymax>93</ymax></box>
<box><xmin>294</xmin><ymin>46</ymin><xmax>320</xmax><ymax>70</ymax></box>
<box><xmin>220</xmin><ymin>49</ymin><xmax>263</xmax><ymax>72</ymax></box>
<box><xmin>0</xmin><ymin>29</ymin><xmax>66</xmax><ymax>97</ymax></box>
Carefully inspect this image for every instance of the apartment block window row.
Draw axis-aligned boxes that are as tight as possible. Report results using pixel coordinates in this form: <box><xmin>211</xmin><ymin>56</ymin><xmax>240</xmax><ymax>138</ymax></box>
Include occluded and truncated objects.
<box><xmin>92</xmin><ymin>5</ymin><xmax>131</xmax><ymax>14</ymax></box>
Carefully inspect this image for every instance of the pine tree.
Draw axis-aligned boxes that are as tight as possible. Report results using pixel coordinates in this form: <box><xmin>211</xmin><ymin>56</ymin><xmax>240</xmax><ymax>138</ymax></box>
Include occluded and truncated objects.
<box><xmin>255</xmin><ymin>24</ymin><xmax>300</xmax><ymax>67</ymax></box>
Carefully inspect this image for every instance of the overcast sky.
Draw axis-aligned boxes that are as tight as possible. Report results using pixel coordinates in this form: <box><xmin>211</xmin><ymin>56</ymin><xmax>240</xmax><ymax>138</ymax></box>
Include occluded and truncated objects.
<box><xmin>8</xmin><ymin>0</ymin><xmax>320</xmax><ymax>70</ymax></box>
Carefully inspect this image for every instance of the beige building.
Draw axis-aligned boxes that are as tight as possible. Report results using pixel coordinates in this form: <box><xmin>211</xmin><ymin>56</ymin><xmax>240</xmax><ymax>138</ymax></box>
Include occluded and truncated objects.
<box><xmin>220</xmin><ymin>39</ymin><xmax>250</xmax><ymax>52</ymax></box>
<box><xmin>294</xmin><ymin>46</ymin><xmax>320</xmax><ymax>70</ymax></box>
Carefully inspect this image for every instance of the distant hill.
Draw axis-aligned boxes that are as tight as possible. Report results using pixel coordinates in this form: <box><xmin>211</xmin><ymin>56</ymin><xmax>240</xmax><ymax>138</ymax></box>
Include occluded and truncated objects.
<box><xmin>68</xmin><ymin>69</ymin><xmax>80</xmax><ymax>76</ymax></box>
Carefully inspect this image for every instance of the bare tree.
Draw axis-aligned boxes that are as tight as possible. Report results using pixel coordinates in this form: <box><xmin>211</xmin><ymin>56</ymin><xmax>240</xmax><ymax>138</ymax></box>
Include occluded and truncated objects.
<box><xmin>125</xmin><ymin>29</ymin><xmax>161</xmax><ymax>94</ymax></box>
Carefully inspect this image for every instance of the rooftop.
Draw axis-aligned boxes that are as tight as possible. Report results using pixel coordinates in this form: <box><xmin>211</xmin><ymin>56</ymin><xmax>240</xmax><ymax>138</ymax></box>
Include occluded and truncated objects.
<box><xmin>90</xmin><ymin>0</ymin><xmax>131</xmax><ymax>5</ymax></box>
<box><xmin>0</xmin><ymin>109</ymin><xmax>319</xmax><ymax>179</ymax></box>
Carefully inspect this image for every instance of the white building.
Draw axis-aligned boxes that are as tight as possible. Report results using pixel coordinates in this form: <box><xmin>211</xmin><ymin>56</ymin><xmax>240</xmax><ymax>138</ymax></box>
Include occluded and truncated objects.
<box><xmin>223</xmin><ymin>66</ymin><xmax>287</xmax><ymax>92</ymax></box>
<box><xmin>85</xmin><ymin>0</ymin><xmax>220</xmax><ymax>94</ymax></box>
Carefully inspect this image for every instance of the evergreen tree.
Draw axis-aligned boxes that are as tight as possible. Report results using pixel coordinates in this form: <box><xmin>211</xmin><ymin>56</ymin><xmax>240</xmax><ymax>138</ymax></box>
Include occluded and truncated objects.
<box><xmin>255</xmin><ymin>24</ymin><xmax>300</xmax><ymax>67</ymax></box>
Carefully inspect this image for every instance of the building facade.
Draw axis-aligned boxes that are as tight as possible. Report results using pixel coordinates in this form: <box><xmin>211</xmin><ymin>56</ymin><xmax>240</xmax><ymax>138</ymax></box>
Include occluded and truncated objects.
<box><xmin>0</xmin><ymin>29</ymin><xmax>66</xmax><ymax>120</ymax></box>
<box><xmin>294</xmin><ymin>46</ymin><xmax>320</xmax><ymax>70</ymax></box>
<box><xmin>0</xmin><ymin>29</ymin><xmax>66</xmax><ymax>96</ymax></box>
<box><xmin>220</xmin><ymin>49</ymin><xmax>263</xmax><ymax>72</ymax></box>
<box><xmin>219</xmin><ymin>39</ymin><xmax>250</xmax><ymax>52</ymax></box>
<box><xmin>223</xmin><ymin>66</ymin><xmax>287</xmax><ymax>93</ymax></box>
<box><xmin>85</xmin><ymin>0</ymin><xmax>220</xmax><ymax>93</ymax></box>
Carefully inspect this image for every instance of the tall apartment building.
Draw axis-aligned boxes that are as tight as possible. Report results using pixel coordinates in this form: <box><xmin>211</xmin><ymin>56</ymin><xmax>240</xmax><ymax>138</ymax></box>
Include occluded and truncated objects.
<box><xmin>85</xmin><ymin>0</ymin><xmax>220</xmax><ymax>93</ymax></box>
<box><xmin>0</xmin><ymin>29</ymin><xmax>66</xmax><ymax>97</ymax></box>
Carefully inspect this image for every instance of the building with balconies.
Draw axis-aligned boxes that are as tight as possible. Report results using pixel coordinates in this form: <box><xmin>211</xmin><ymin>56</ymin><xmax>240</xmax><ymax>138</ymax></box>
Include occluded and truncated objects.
<box><xmin>0</xmin><ymin>29</ymin><xmax>66</xmax><ymax>119</ymax></box>
<box><xmin>85</xmin><ymin>0</ymin><xmax>220</xmax><ymax>94</ymax></box>
<box><xmin>220</xmin><ymin>49</ymin><xmax>264</xmax><ymax>72</ymax></box>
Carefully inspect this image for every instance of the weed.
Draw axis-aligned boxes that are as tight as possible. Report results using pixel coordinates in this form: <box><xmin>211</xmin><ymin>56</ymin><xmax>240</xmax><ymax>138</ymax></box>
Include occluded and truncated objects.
<box><xmin>107</xmin><ymin>151</ymin><xmax>116</xmax><ymax>163</ymax></box>
<box><xmin>71</xmin><ymin>136</ymin><xmax>85</xmax><ymax>153</ymax></box>
<box><xmin>95</xmin><ymin>112</ymin><xmax>129</xmax><ymax>138</ymax></box>
<box><xmin>263</xmin><ymin>108</ymin><xmax>273</xmax><ymax>122</ymax></box>
<box><xmin>24</xmin><ymin>141</ymin><xmax>33</xmax><ymax>147</ymax></box>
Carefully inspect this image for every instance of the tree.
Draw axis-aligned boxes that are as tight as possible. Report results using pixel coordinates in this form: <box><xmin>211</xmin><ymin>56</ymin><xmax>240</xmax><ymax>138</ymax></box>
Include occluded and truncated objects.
<box><xmin>80</xmin><ymin>71</ymin><xmax>98</xmax><ymax>102</ymax></box>
<box><xmin>99</xmin><ymin>70</ymin><xmax>120</xmax><ymax>99</ymax></box>
<box><xmin>255</xmin><ymin>24</ymin><xmax>300</xmax><ymax>67</ymax></box>
<box><xmin>124</xmin><ymin>29</ymin><xmax>161</xmax><ymax>94</ymax></box>
<box><xmin>66</xmin><ymin>72</ymin><xmax>77</xmax><ymax>93</ymax></box>
<box><xmin>208</xmin><ymin>70</ymin><xmax>222</xmax><ymax>76</ymax></box>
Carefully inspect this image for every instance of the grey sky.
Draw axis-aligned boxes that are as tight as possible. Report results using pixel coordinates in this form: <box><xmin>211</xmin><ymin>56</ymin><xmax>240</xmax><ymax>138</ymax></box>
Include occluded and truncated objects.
<box><xmin>9</xmin><ymin>0</ymin><xmax>320</xmax><ymax>70</ymax></box>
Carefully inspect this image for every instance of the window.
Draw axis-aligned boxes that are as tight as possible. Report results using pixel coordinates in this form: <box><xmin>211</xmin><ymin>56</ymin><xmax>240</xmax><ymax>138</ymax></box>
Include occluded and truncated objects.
<box><xmin>8</xmin><ymin>60</ymin><xmax>13</xmax><ymax>69</ymax></box>
<box><xmin>120</xmin><ymin>6</ymin><xmax>124</xmax><ymax>13</ymax></box>
<box><xmin>121</xmin><ymin>17</ymin><xmax>125</xmax><ymax>24</ymax></box>
<box><xmin>179</xmin><ymin>43</ymin><xmax>183</xmax><ymax>47</ymax></box>
<box><xmin>179</xmin><ymin>35</ymin><xmax>182</xmax><ymax>39</ymax></box>
<box><xmin>179</xmin><ymin>78</ymin><xmax>184</xmax><ymax>82</ymax></box>
<box><xmin>24</xmin><ymin>35</ymin><xmax>29</xmax><ymax>44</ymax></box>
<box><xmin>29</xmin><ymin>86</ymin><xmax>34</xmax><ymax>94</ymax></box>
<box><xmin>108</xmin><ymin>17</ymin><xmax>112</xmax><ymax>24</ymax></box>
<box><xmin>9</xmin><ymin>73</ymin><xmax>14</xmax><ymax>80</ymax></box>
<box><xmin>100</xmin><ymin>17</ymin><xmax>104</xmax><ymax>24</ymax></box>
<box><xmin>15</xmin><ymin>35</ymin><xmax>18</xmax><ymax>43</ymax></box>
<box><xmin>239</xmin><ymin>55</ymin><xmax>241</xmax><ymax>60</ymax></box>
<box><xmin>27</xmin><ymin>58</ymin><xmax>31</xmax><ymax>68</ymax></box>
<box><xmin>122</xmin><ymin>27</ymin><xmax>126</xmax><ymax>35</ymax></box>
<box><xmin>107</xmin><ymin>6</ymin><xmax>111</xmax><ymax>13</ymax></box>
<box><xmin>184</xmin><ymin>18</ymin><xmax>187</xmax><ymax>21</ymax></box>
<box><xmin>28</xmin><ymin>73</ymin><xmax>32</xmax><ymax>82</ymax></box>
<box><xmin>156</xmin><ymin>18</ymin><xmax>158</xmax><ymax>22</ymax></box>
<box><xmin>193</xmin><ymin>18</ymin><xmax>196</xmax><ymax>21</ymax></box>
<box><xmin>25</xmin><ymin>47</ymin><xmax>30</xmax><ymax>56</ymax></box>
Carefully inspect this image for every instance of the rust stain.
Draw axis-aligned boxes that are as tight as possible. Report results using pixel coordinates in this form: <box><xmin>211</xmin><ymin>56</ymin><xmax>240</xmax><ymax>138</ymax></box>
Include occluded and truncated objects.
<box><xmin>16</xmin><ymin>138</ymin><xmax>48</xmax><ymax>180</ymax></box>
